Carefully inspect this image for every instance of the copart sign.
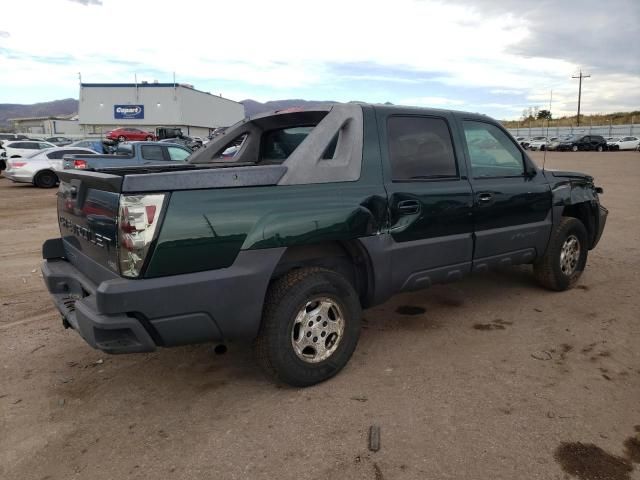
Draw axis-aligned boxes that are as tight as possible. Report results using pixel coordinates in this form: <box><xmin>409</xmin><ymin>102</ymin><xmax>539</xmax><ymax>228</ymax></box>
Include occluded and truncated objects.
<box><xmin>114</xmin><ymin>105</ymin><xmax>144</xmax><ymax>119</ymax></box>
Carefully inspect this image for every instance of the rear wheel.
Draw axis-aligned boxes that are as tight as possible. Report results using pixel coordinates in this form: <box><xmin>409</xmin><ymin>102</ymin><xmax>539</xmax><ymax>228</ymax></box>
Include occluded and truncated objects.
<box><xmin>118</xmin><ymin>135</ymin><xmax>126</xmax><ymax>142</ymax></box>
<box><xmin>34</xmin><ymin>170</ymin><xmax>58</xmax><ymax>188</ymax></box>
<box><xmin>571</xmin><ymin>145</ymin><xmax>579</xmax><ymax>152</ymax></box>
<box><xmin>596</xmin><ymin>145</ymin><xmax>604</xmax><ymax>152</ymax></box>
<box><xmin>534</xmin><ymin>217</ymin><xmax>588</xmax><ymax>291</ymax></box>
<box><xmin>254</xmin><ymin>267</ymin><xmax>362</xmax><ymax>387</ymax></box>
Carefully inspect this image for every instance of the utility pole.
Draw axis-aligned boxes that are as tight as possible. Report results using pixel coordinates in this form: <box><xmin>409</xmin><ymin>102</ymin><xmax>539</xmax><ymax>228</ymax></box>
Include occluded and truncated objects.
<box><xmin>572</xmin><ymin>70</ymin><xmax>590</xmax><ymax>126</ymax></box>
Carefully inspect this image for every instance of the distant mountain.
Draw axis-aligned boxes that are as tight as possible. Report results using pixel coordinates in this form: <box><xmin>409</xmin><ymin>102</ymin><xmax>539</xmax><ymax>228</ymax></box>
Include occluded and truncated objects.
<box><xmin>0</xmin><ymin>97</ymin><xmax>337</xmax><ymax>128</ymax></box>
<box><xmin>240</xmin><ymin>99</ymin><xmax>338</xmax><ymax>117</ymax></box>
<box><xmin>0</xmin><ymin>98</ymin><xmax>78</xmax><ymax>128</ymax></box>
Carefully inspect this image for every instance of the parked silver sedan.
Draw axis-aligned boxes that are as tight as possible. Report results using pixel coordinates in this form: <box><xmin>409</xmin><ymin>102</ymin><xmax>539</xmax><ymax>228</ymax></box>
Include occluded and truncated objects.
<box><xmin>2</xmin><ymin>146</ymin><xmax>97</xmax><ymax>188</ymax></box>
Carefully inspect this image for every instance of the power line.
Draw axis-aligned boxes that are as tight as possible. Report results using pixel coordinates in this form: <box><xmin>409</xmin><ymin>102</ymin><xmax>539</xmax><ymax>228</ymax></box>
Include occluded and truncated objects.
<box><xmin>572</xmin><ymin>70</ymin><xmax>591</xmax><ymax>126</ymax></box>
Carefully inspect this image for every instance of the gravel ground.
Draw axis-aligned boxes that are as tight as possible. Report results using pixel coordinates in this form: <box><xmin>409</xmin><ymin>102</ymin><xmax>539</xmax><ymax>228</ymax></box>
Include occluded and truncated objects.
<box><xmin>1</xmin><ymin>151</ymin><xmax>639</xmax><ymax>480</ymax></box>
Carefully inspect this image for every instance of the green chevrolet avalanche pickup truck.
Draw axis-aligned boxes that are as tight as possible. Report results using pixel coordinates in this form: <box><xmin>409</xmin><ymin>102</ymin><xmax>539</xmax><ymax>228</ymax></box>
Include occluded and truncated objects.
<box><xmin>42</xmin><ymin>104</ymin><xmax>608</xmax><ymax>386</ymax></box>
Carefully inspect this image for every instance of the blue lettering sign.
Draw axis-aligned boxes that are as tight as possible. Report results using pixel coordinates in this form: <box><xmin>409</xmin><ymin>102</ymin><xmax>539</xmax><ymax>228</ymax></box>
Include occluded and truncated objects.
<box><xmin>114</xmin><ymin>105</ymin><xmax>144</xmax><ymax>119</ymax></box>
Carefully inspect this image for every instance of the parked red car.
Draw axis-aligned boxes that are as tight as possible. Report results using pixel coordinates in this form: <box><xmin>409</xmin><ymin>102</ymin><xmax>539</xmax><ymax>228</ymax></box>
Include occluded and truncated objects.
<box><xmin>106</xmin><ymin>127</ymin><xmax>156</xmax><ymax>142</ymax></box>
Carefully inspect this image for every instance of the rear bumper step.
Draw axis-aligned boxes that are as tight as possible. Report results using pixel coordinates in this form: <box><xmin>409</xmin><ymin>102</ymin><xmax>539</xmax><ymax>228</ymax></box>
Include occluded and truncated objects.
<box><xmin>41</xmin><ymin>238</ymin><xmax>286</xmax><ymax>354</ymax></box>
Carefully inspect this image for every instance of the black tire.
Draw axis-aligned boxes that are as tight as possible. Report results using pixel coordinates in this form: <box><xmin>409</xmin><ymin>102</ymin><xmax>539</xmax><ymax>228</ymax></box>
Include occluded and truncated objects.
<box><xmin>540</xmin><ymin>145</ymin><xmax>546</xmax><ymax>151</ymax></box>
<box><xmin>571</xmin><ymin>145</ymin><xmax>579</xmax><ymax>152</ymax></box>
<box><xmin>34</xmin><ymin>170</ymin><xmax>58</xmax><ymax>188</ymax></box>
<box><xmin>596</xmin><ymin>145</ymin><xmax>603</xmax><ymax>152</ymax></box>
<box><xmin>254</xmin><ymin>267</ymin><xmax>362</xmax><ymax>387</ymax></box>
<box><xmin>0</xmin><ymin>159</ymin><xmax>5</xmax><ymax>171</ymax></box>
<box><xmin>534</xmin><ymin>217</ymin><xmax>588</xmax><ymax>291</ymax></box>
<box><xmin>118</xmin><ymin>135</ymin><xmax>126</xmax><ymax>142</ymax></box>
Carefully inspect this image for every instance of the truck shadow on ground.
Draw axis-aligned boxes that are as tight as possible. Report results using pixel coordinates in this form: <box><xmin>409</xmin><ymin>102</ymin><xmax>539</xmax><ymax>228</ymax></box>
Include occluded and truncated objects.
<box><xmin>51</xmin><ymin>265</ymin><xmax>549</xmax><ymax>405</ymax></box>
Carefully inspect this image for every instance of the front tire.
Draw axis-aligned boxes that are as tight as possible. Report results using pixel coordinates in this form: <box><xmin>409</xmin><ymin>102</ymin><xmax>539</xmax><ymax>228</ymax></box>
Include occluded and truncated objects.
<box><xmin>534</xmin><ymin>217</ymin><xmax>588</xmax><ymax>291</ymax></box>
<box><xmin>597</xmin><ymin>145</ymin><xmax>604</xmax><ymax>152</ymax></box>
<box><xmin>254</xmin><ymin>267</ymin><xmax>362</xmax><ymax>387</ymax></box>
<box><xmin>118</xmin><ymin>135</ymin><xmax>126</xmax><ymax>142</ymax></box>
<box><xmin>34</xmin><ymin>170</ymin><xmax>58</xmax><ymax>188</ymax></box>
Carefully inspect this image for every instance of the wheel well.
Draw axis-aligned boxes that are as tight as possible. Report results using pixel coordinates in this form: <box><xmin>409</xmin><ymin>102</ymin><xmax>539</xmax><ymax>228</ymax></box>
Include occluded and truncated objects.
<box><xmin>562</xmin><ymin>202</ymin><xmax>596</xmax><ymax>246</ymax></box>
<box><xmin>270</xmin><ymin>241</ymin><xmax>373</xmax><ymax>306</ymax></box>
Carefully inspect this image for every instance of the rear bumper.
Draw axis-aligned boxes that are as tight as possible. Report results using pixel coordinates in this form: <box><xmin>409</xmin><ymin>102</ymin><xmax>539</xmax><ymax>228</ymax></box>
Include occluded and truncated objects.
<box><xmin>42</xmin><ymin>238</ymin><xmax>285</xmax><ymax>354</ymax></box>
<box><xmin>42</xmin><ymin>258</ymin><xmax>157</xmax><ymax>353</ymax></box>
<box><xmin>2</xmin><ymin>169</ymin><xmax>33</xmax><ymax>183</ymax></box>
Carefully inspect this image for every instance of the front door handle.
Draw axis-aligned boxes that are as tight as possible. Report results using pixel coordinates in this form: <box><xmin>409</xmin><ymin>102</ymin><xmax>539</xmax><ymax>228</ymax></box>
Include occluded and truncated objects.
<box><xmin>477</xmin><ymin>192</ymin><xmax>493</xmax><ymax>203</ymax></box>
<box><xmin>397</xmin><ymin>200</ymin><xmax>420</xmax><ymax>215</ymax></box>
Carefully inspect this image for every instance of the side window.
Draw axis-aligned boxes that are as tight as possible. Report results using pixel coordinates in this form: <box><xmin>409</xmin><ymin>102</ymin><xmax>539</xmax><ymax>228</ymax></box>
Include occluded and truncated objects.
<box><xmin>167</xmin><ymin>146</ymin><xmax>191</xmax><ymax>161</ymax></box>
<box><xmin>141</xmin><ymin>145</ymin><xmax>165</xmax><ymax>161</ymax></box>
<box><xmin>462</xmin><ymin>121</ymin><xmax>524</xmax><ymax>178</ymax></box>
<box><xmin>11</xmin><ymin>142</ymin><xmax>27</xmax><ymax>148</ymax></box>
<box><xmin>387</xmin><ymin>116</ymin><xmax>458</xmax><ymax>180</ymax></box>
<box><xmin>68</xmin><ymin>149</ymin><xmax>93</xmax><ymax>155</ymax></box>
<box><xmin>261</xmin><ymin>126</ymin><xmax>314</xmax><ymax>163</ymax></box>
<box><xmin>47</xmin><ymin>151</ymin><xmax>65</xmax><ymax>159</ymax></box>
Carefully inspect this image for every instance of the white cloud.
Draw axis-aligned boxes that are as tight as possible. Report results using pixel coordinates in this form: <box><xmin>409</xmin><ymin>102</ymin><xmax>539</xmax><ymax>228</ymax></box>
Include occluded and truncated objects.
<box><xmin>0</xmin><ymin>0</ymin><xmax>637</xmax><ymax>118</ymax></box>
<box><xmin>399</xmin><ymin>96</ymin><xmax>466</xmax><ymax>107</ymax></box>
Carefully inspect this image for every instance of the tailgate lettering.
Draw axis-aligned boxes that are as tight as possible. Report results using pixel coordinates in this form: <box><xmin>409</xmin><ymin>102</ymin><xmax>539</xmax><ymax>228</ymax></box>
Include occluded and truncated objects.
<box><xmin>59</xmin><ymin>216</ymin><xmax>113</xmax><ymax>249</ymax></box>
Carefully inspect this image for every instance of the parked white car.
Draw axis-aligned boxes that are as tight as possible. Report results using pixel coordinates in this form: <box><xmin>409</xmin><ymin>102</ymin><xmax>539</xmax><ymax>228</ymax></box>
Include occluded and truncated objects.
<box><xmin>2</xmin><ymin>140</ymin><xmax>57</xmax><ymax>158</ymax></box>
<box><xmin>608</xmin><ymin>136</ymin><xmax>640</xmax><ymax>151</ymax></box>
<box><xmin>528</xmin><ymin>137</ymin><xmax>549</xmax><ymax>151</ymax></box>
<box><xmin>2</xmin><ymin>146</ymin><xmax>97</xmax><ymax>188</ymax></box>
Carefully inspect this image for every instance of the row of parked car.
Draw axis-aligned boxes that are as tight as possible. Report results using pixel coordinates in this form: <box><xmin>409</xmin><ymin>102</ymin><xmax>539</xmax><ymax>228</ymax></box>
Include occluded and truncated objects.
<box><xmin>0</xmin><ymin>139</ymin><xmax>193</xmax><ymax>188</ymax></box>
<box><xmin>514</xmin><ymin>134</ymin><xmax>640</xmax><ymax>152</ymax></box>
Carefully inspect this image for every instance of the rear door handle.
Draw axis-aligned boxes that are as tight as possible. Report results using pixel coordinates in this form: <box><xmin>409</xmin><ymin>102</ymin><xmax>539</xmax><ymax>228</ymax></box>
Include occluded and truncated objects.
<box><xmin>477</xmin><ymin>192</ymin><xmax>493</xmax><ymax>203</ymax></box>
<box><xmin>397</xmin><ymin>200</ymin><xmax>420</xmax><ymax>215</ymax></box>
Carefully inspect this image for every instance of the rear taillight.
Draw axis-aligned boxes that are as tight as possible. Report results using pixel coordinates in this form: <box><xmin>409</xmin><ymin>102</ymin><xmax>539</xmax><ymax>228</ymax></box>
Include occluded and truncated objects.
<box><xmin>117</xmin><ymin>194</ymin><xmax>166</xmax><ymax>278</ymax></box>
<box><xmin>10</xmin><ymin>161</ymin><xmax>27</xmax><ymax>168</ymax></box>
<box><xmin>74</xmin><ymin>160</ymin><xmax>88</xmax><ymax>169</ymax></box>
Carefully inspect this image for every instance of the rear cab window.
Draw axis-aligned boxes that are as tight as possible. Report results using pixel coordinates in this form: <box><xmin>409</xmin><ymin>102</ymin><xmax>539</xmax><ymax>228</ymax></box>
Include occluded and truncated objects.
<box><xmin>387</xmin><ymin>116</ymin><xmax>458</xmax><ymax>181</ymax></box>
<box><xmin>141</xmin><ymin>145</ymin><xmax>165</xmax><ymax>161</ymax></box>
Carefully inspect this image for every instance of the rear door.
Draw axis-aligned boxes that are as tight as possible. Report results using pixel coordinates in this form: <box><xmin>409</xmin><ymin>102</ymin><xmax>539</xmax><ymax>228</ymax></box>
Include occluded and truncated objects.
<box><xmin>377</xmin><ymin>108</ymin><xmax>474</xmax><ymax>292</ymax></box>
<box><xmin>457</xmin><ymin>117</ymin><xmax>552</xmax><ymax>271</ymax></box>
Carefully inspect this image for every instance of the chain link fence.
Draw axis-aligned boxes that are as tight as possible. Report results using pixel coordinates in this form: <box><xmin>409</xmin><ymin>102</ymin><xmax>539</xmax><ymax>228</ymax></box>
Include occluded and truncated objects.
<box><xmin>507</xmin><ymin>123</ymin><xmax>638</xmax><ymax>138</ymax></box>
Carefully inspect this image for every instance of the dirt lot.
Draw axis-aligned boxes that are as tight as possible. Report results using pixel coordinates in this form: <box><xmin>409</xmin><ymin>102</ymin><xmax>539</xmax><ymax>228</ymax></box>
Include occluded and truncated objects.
<box><xmin>1</xmin><ymin>151</ymin><xmax>639</xmax><ymax>480</ymax></box>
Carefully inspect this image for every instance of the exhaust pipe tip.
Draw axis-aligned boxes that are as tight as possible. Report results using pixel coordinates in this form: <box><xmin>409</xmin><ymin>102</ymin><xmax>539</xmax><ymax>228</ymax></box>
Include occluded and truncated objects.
<box><xmin>213</xmin><ymin>344</ymin><xmax>227</xmax><ymax>355</ymax></box>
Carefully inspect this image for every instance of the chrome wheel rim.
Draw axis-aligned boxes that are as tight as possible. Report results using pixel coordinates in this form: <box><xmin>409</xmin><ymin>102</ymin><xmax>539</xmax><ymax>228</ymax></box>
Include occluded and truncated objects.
<box><xmin>560</xmin><ymin>234</ymin><xmax>581</xmax><ymax>275</ymax></box>
<box><xmin>291</xmin><ymin>297</ymin><xmax>345</xmax><ymax>363</ymax></box>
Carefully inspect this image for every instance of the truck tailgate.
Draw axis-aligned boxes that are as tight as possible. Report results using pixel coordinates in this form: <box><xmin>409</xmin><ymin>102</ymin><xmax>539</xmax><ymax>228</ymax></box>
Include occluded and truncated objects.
<box><xmin>57</xmin><ymin>170</ymin><xmax>122</xmax><ymax>277</ymax></box>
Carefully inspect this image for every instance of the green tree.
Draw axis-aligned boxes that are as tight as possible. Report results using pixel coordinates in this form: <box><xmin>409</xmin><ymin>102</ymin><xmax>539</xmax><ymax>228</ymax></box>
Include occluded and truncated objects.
<box><xmin>537</xmin><ymin>109</ymin><xmax>552</xmax><ymax>120</ymax></box>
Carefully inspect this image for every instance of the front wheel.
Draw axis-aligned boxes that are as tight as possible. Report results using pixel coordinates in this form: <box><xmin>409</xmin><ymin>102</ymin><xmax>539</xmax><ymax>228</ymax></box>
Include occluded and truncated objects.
<box><xmin>117</xmin><ymin>135</ymin><xmax>126</xmax><ymax>142</ymax></box>
<box><xmin>534</xmin><ymin>217</ymin><xmax>588</xmax><ymax>291</ymax></box>
<box><xmin>571</xmin><ymin>145</ymin><xmax>579</xmax><ymax>152</ymax></box>
<box><xmin>254</xmin><ymin>267</ymin><xmax>362</xmax><ymax>387</ymax></box>
<box><xmin>597</xmin><ymin>145</ymin><xmax>604</xmax><ymax>152</ymax></box>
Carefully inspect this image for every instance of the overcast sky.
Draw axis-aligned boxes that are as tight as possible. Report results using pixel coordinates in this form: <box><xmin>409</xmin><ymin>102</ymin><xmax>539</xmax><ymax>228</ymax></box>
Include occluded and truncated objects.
<box><xmin>0</xmin><ymin>0</ymin><xmax>638</xmax><ymax>119</ymax></box>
